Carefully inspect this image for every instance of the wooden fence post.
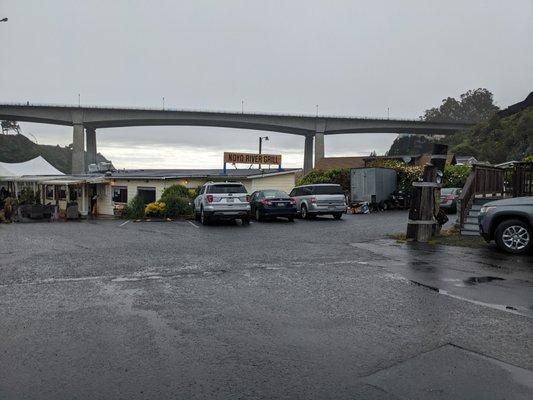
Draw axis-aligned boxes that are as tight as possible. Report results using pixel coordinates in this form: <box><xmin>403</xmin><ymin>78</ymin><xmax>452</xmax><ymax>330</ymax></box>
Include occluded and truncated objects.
<box><xmin>406</xmin><ymin>144</ymin><xmax>448</xmax><ymax>241</ymax></box>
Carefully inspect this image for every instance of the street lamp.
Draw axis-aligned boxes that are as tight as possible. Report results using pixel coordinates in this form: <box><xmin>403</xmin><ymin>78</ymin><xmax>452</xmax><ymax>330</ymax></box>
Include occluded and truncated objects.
<box><xmin>258</xmin><ymin>136</ymin><xmax>269</xmax><ymax>169</ymax></box>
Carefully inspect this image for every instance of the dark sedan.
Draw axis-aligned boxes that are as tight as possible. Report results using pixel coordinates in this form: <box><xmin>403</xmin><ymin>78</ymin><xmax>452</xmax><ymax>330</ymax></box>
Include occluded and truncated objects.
<box><xmin>440</xmin><ymin>187</ymin><xmax>461</xmax><ymax>213</ymax></box>
<box><xmin>249</xmin><ymin>190</ymin><xmax>297</xmax><ymax>222</ymax></box>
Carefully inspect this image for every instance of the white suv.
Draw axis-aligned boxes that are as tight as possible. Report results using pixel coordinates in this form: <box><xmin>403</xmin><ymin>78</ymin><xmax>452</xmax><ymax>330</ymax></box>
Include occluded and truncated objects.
<box><xmin>194</xmin><ymin>182</ymin><xmax>251</xmax><ymax>225</ymax></box>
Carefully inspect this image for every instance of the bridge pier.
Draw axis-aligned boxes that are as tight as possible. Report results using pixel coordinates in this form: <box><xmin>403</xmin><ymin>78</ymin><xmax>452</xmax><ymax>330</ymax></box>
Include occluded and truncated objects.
<box><xmin>314</xmin><ymin>132</ymin><xmax>324</xmax><ymax>165</ymax></box>
<box><xmin>303</xmin><ymin>135</ymin><xmax>314</xmax><ymax>173</ymax></box>
<box><xmin>72</xmin><ymin>123</ymin><xmax>85</xmax><ymax>174</ymax></box>
<box><xmin>86</xmin><ymin>127</ymin><xmax>97</xmax><ymax>168</ymax></box>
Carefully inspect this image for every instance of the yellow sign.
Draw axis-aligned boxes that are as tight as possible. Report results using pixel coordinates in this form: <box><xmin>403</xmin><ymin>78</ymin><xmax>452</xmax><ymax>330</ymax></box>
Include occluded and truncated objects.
<box><xmin>224</xmin><ymin>152</ymin><xmax>282</xmax><ymax>165</ymax></box>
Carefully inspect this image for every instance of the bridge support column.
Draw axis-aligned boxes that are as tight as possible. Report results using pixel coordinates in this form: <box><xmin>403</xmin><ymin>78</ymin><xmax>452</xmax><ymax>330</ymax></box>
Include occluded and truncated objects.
<box><xmin>314</xmin><ymin>132</ymin><xmax>324</xmax><ymax>167</ymax></box>
<box><xmin>303</xmin><ymin>135</ymin><xmax>313</xmax><ymax>173</ymax></box>
<box><xmin>72</xmin><ymin>123</ymin><xmax>85</xmax><ymax>174</ymax></box>
<box><xmin>86</xmin><ymin>127</ymin><xmax>97</xmax><ymax>168</ymax></box>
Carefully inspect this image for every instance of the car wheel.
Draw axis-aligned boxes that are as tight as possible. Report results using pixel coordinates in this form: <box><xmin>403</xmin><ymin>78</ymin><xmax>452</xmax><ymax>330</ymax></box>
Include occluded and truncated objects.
<box><xmin>378</xmin><ymin>201</ymin><xmax>388</xmax><ymax>211</ymax></box>
<box><xmin>333</xmin><ymin>212</ymin><xmax>343</xmax><ymax>220</ymax></box>
<box><xmin>200</xmin><ymin>207</ymin><xmax>210</xmax><ymax>225</ymax></box>
<box><xmin>194</xmin><ymin>209</ymin><xmax>200</xmax><ymax>221</ymax></box>
<box><xmin>255</xmin><ymin>208</ymin><xmax>263</xmax><ymax>222</ymax></box>
<box><xmin>301</xmin><ymin>204</ymin><xmax>308</xmax><ymax>219</ymax></box>
<box><xmin>494</xmin><ymin>219</ymin><xmax>532</xmax><ymax>254</ymax></box>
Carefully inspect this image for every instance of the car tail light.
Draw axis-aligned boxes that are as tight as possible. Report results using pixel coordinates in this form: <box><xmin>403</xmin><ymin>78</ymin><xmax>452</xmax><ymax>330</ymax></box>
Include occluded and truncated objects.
<box><xmin>445</xmin><ymin>194</ymin><xmax>454</xmax><ymax>201</ymax></box>
<box><xmin>261</xmin><ymin>199</ymin><xmax>273</xmax><ymax>206</ymax></box>
<box><xmin>310</xmin><ymin>196</ymin><xmax>317</xmax><ymax>204</ymax></box>
<box><xmin>206</xmin><ymin>195</ymin><xmax>214</xmax><ymax>203</ymax></box>
<box><xmin>246</xmin><ymin>195</ymin><xmax>250</xmax><ymax>202</ymax></box>
<box><xmin>290</xmin><ymin>198</ymin><xmax>296</xmax><ymax>205</ymax></box>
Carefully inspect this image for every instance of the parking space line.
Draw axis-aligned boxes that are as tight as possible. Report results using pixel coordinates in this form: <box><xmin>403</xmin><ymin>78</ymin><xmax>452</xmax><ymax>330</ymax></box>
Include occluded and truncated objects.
<box><xmin>187</xmin><ymin>220</ymin><xmax>200</xmax><ymax>228</ymax></box>
<box><xmin>118</xmin><ymin>220</ymin><xmax>130</xmax><ymax>227</ymax></box>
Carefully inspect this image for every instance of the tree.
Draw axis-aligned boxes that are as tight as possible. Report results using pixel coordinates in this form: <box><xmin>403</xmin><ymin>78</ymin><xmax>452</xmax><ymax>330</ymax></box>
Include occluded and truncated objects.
<box><xmin>421</xmin><ymin>88</ymin><xmax>499</xmax><ymax>123</ymax></box>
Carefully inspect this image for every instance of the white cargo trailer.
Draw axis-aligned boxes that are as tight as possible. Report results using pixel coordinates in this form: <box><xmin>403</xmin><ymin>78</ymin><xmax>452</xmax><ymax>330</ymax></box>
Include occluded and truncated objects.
<box><xmin>350</xmin><ymin>167</ymin><xmax>397</xmax><ymax>205</ymax></box>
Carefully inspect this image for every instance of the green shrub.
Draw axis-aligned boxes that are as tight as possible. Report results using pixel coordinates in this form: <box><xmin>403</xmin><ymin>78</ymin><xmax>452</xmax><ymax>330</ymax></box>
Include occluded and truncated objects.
<box><xmin>297</xmin><ymin>168</ymin><xmax>350</xmax><ymax>191</ymax></box>
<box><xmin>122</xmin><ymin>195</ymin><xmax>145</xmax><ymax>219</ymax></box>
<box><xmin>160</xmin><ymin>185</ymin><xmax>193</xmax><ymax>218</ymax></box>
<box><xmin>443</xmin><ymin>164</ymin><xmax>471</xmax><ymax>188</ymax></box>
<box><xmin>161</xmin><ymin>184</ymin><xmax>189</xmax><ymax>200</ymax></box>
<box><xmin>163</xmin><ymin>196</ymin><xmax>192</xmax><ymax>218</ymax></box>
<box><xmin>524</xmin><ymin>155</ymin><xmax>533</xmax><ymax>163</ymax></box>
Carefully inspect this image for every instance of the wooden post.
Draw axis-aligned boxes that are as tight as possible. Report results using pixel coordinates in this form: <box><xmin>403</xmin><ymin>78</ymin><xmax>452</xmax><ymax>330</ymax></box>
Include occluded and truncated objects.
<box><xmin>406</xmin><ymin>144</ymin><xmax>448</xmax><ymax>241</ymax></box>
<box><xmin>429</xmin><ymin>144</ymin><xmax>448</xmax><ymax>235</ymax></box>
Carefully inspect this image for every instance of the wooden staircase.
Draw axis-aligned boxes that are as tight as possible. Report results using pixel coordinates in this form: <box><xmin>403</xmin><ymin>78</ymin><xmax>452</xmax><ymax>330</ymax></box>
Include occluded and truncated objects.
<box><xmin>458</xmin><ymin>162</ymin><xmax>532</xmax><ymax>236</ymax></box>
<box><xmin>460</xmin><ymin>197</ymin><xmax>500</xmax><ymax>236</ymax></box>
<box><xmin>458</xmin><ymin>165</ymin><xmax>506</xmax><ymax>236</ymax></box>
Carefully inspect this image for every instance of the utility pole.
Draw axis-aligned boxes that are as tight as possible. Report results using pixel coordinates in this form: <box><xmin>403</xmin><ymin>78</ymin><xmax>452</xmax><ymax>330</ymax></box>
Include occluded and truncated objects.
<box><xmin>316</xmin><ymin>104</ymin><xmax>319</xmax><ymax>117</ymax></box>
<box><xmin>387</xmin><ymin>107</ymin><xmax>390</xmax><ymax>119</ymax></box>
<box><xmin>162</xmin><ymin>97</ymin><xmax>165</xmax><ymax>110</ymax></box>
<box><xmin>78</xmin><ymin>94</ymin><xmax>81</xmax><ymax>107</ymax></box>
<box><xmin>258</xmin><ymin>136</ymin><xmax>269</xmax><ymax>169</ymax></box>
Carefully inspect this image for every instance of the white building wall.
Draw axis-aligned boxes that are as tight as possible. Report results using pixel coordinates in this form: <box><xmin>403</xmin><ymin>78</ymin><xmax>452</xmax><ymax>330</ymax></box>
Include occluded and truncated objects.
<box><xmin>96</xmin><ymin>174</ymin><xmax>297</xmax><ymax>216</ymax></box>
<box><xmin>249</xmin><ymin>173</ymin><xmax>296</xmax><ymax>193</ymax></box>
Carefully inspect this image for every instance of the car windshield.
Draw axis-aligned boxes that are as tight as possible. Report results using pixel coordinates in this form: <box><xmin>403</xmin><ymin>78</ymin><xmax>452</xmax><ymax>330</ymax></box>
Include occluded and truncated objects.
<box><xmin>312</xmin><ymin>185</ymin><xmax>344</xmax><ymax>195</ymax></box>
<box><xmin>207</xmin><ymin>184</ymin><xmax>247</xmax><ymax>194</ymax></box>
<box><xmin>262</xmin><ymin>190</ymin><xmax>288</xmax><ymax>198</ymax></box>
<box><xmin>441</xmin><ymin>188</ymin><xmax>457</xmax><ymax>195</ymax></box>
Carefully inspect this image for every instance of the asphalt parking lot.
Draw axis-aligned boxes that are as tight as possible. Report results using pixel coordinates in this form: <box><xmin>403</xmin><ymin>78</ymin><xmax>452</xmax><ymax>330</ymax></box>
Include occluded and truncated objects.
<box><xmin>1</xmin><ymin>211</ymin><xmax>532</xmax><ymax>399</ymax></box>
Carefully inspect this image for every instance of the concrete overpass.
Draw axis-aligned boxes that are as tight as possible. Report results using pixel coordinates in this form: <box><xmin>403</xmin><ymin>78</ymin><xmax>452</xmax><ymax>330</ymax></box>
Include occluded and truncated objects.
<box><xmin>0</xmin><ymin>104</ymin><xmax>473</xmax><ymax>174</ymax></box>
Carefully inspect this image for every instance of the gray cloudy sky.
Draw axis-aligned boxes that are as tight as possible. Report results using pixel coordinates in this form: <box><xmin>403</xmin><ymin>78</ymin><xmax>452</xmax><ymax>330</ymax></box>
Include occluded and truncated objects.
<box><xmin>1</xmin><ymin>0</ymin><xmax>532</xmax><ymax>168</ymax></box>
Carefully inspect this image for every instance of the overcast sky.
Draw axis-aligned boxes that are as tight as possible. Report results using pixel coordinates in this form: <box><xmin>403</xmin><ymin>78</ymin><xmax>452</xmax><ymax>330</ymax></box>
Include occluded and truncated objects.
<box><xmin>1</xmin><ymin>0</ymin><xmax>532</xmax><ymax>169</ymax></box>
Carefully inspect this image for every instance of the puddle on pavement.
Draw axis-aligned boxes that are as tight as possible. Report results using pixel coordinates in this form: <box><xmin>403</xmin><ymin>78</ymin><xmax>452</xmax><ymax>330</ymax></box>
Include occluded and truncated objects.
<box><xmin>464</xmin><ymin>276</ymin><xmax>505</xmax><ymax>286</ymax></box>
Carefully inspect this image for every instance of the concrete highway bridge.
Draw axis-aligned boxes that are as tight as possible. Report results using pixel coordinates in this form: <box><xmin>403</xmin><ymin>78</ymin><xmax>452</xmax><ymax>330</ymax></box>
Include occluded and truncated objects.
<box><xmin>0</xmin><ymin>104</ymin><xmax>473</xmax><ymax>174</ymax></box>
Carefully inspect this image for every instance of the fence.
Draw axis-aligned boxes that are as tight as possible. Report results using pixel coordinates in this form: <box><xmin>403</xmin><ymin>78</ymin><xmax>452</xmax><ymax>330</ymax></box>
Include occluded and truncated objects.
<box><xmin>458</xmin><ymin>164</ymin><xmax>505</xmax><ymax>227</ymax></box>
<box><xmin>513</xmin><ymin>162</ymin><xmax>533</xmax><ymax>197</ymax></box>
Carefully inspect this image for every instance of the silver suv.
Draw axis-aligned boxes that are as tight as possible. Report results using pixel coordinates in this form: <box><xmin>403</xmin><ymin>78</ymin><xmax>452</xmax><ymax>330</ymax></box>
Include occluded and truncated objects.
<box><xmin>289</xmin><ymin>184</ymin><xmax>347</xmax><ymax>220</ymax></box>
<box><xmin>478</xmin><ymin>196</ymin><xmax>533</xmax><ymax>254</ymax></box>
<box><xmin>194</xmin><ymin>182</ymin><xmax>251</xmax><ymax>225</ymax></box>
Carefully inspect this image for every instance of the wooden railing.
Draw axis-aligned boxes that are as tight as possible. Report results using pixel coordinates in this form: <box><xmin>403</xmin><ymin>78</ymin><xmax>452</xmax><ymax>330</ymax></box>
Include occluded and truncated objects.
<box><xmin>512</xmin><ymin>162</ymin><xmax>533</xmax><ymax>197</ymax></box>
<box><xmin>458</xmin><ymin>164</ymin><xmax>505</xmax><ymax>227</ymax></box>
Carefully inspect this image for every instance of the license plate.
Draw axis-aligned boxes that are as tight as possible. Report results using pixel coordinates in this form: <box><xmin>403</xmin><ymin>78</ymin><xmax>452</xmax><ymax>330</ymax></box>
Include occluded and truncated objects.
<box><xmin>328</xmin><ymin>205</ymin><xmax>335</xmax><ymax>209</ymax></box>
<box><xmin>277</xmin><ymin>203</ymin><xmax>286</xmax><ymax>207</ymax></box>
<box><xmin>227</xmin><ymin>198</ymin><xmax>234</xmax><ymax>203</ymax></box>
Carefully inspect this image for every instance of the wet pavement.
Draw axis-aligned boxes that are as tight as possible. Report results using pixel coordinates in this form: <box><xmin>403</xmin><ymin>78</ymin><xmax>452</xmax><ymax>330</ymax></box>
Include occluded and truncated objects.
<box><xmin>0</xmin><ymin>211</ymin><xmax>532</xmax><ymax>399</ymax></box>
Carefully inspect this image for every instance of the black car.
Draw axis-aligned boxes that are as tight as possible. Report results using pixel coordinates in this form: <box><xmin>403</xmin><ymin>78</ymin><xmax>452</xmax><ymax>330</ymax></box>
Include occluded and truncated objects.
<box><xmin>249</xmin><ymin>190</ymin><xmax>298</xmax><ymax>222</ymax></box>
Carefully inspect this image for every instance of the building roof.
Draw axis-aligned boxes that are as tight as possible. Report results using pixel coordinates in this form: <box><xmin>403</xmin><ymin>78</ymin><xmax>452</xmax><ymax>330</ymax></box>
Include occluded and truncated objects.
<box><xmin>108</xmin><ymin>168</ymin><xmax>301</xmax><ymax>180</ymax></box>
<box><xmin>0</xmin><ymin>156</ymin><xmax>63</xmax><ymax>177</ymax></box>
<box><xmin>455</xmin><ymin>156</ymin><xmax>478</xmax><ymax>163</ymax></box>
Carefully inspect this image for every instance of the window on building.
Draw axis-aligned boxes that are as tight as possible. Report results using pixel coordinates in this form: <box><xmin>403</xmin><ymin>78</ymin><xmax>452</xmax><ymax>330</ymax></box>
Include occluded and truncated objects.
<box><xmin>137</xmin><ymin>187</ymin><xmax>156</xmax><ymax>205</ymax></box>
<box><xmin>45</xmin><ymin>185</ymin><xmax>55</xmax><ymax>200</ymax></box>
<box><xmin>112</xmin><ymin>186</ymin><xmax>128</xmax><ymax>203</ymax></box>
<box><xmin>58</xmin><ymin>186</ymin><xmax>67</xmax><ymax>200</ymax></box>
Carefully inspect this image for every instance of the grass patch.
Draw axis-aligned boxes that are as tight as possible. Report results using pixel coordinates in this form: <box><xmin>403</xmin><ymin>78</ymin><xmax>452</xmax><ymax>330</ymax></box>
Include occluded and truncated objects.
<box><xmin>389</xmin><ymin>228</ymin><xmax>486</xmax><ymax>248</ymax></box>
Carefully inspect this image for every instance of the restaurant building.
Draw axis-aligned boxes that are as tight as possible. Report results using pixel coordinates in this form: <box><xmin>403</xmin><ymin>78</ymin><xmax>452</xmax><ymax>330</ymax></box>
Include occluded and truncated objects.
<box><xmin>1</xmin><ymin>157</ymin><xmax>300</xmax><ymax>217</ymax></box>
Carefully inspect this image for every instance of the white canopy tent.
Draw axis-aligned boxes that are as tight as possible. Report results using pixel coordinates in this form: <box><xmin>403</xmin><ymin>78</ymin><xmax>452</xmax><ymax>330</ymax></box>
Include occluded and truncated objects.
<box><xmin>0</xmin><ymin>156</ymin><xmax>63</xmax><ymax>177</ymax></box>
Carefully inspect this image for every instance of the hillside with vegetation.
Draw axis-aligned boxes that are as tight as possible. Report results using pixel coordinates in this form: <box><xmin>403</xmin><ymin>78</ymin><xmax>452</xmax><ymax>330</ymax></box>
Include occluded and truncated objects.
<box><xmin>387</xmin><ymin>89</ymin><xmax>533</xmax><ymax>163</ymax></box>
<box><xmin>0</xmin><ymin>133</ymin><xmax>109</xmax><ymax>174</ymax></box>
